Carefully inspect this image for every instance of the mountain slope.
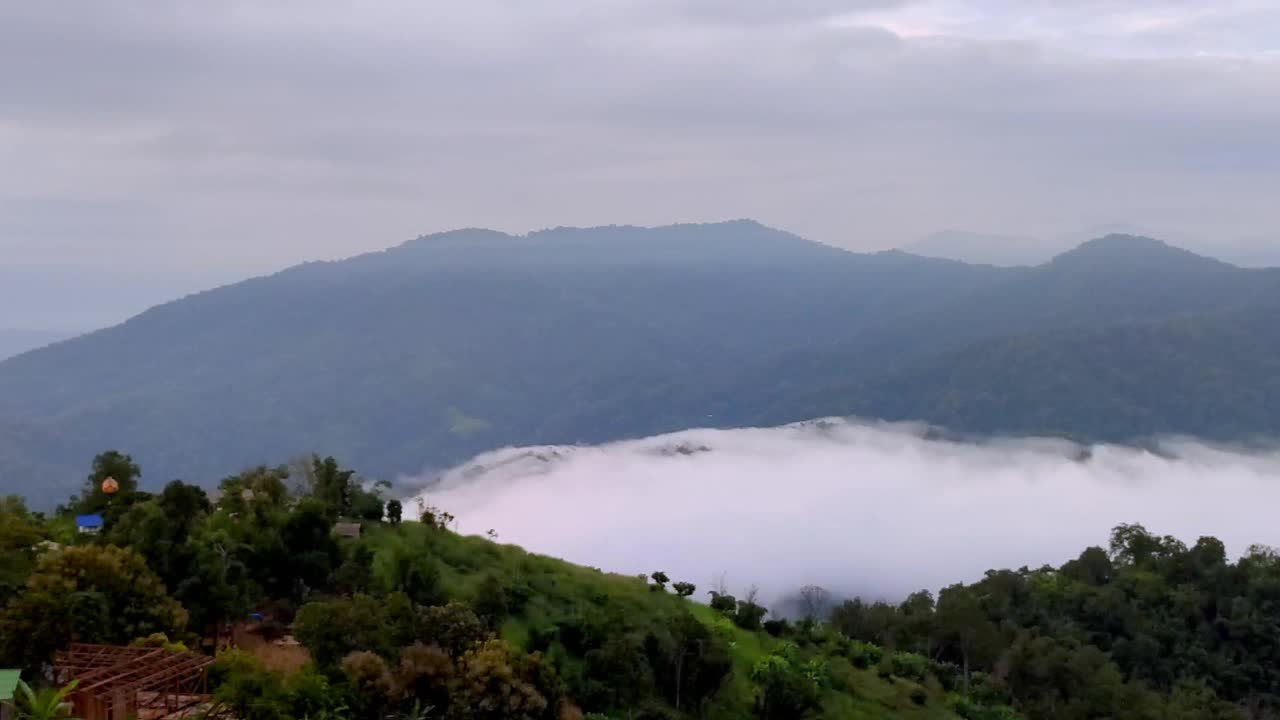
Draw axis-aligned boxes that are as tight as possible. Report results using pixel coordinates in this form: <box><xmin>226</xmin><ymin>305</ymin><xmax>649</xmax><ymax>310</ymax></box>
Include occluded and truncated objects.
<box><xmin>0</xmin><ymin>221</ymin><xmax>1004</xmax><ymax>503</ymax></box>
<box><xmin>3</xmin><ymin>223</ymin><xmax>1279</xmax><ymax>506</ymax></box>
<box><xmin>771</xmin><ymin>303</ymin><xmax>1280</xmax><ymax>442</ymax></box>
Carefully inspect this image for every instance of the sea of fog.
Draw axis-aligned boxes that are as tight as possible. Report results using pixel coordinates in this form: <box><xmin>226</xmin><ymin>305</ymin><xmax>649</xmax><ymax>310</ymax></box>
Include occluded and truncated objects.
<box><xmin>410</xmin><ymin>418</ymin><xmax>1280</xmax><ymax>605</ymax></box>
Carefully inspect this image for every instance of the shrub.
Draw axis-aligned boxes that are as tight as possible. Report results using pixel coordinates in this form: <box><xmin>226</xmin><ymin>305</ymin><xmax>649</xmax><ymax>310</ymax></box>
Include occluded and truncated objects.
<box><xmin>708</xmin><ymin>592</ymin><xmax>737</xmax><ymax>615</ymax></box>
<box><xmin>763</xmin><ymin>619</ymin><xmax>792</xmax><ymax>638</ymax></box>
<box><xmin>887</xmin><ymin>652</ymin><xmax>930</xmax><ymax>683</ymax></box>
<box><xmin>846</xmin><ymin>640</ymin><xmax>884</xmax><ymax>669</ymax></box>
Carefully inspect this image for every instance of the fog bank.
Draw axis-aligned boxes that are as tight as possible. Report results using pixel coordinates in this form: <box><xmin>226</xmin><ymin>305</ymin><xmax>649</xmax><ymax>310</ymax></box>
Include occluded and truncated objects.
<box><xmin>414</xmin><ymin>419</ymin><xmax>1280</xmax><ymax>604</ymax></box>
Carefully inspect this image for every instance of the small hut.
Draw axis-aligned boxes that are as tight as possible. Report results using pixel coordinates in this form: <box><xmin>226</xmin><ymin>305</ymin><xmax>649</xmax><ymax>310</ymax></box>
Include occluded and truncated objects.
<box><xmin>333</xmin><ymin>522</ymin><xmax>362</xmax><ymax>540</ymax></box>
<box><xmin>76</xmin><ymin>514</ymin><xmax>104</xmax><ymax>535</ymax></box>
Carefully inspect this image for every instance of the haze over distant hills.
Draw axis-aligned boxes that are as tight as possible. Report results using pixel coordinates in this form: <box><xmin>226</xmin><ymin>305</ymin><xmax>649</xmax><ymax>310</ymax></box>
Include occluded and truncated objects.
<box><xmin>904</xmin><ymin>227</ymin><xmax>1280</xmax><ymax>268</ymax></box>
<box><xmin>900</xmin><ymin>230</ymin><xmax>1058</xmax><ymax>266</ymax></box>
<box><xmin>3</xmin><ymin>220</ymin><xmax>1279</xmax><ymax>506</ymax></box>
<box><xmin>0</xmin><ymin>265</ymin><xmax>239</xmax><ymax>355</ymax></box>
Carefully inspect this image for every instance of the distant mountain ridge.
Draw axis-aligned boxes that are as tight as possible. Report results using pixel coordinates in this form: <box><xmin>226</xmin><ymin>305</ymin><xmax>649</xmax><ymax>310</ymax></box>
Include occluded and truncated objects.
<box><xmin>903</xmin><ymin>227</ymin><xmax>1280</xmax><ymax>268</ymax></box>
<box><xmin>2</xmin><ymin>221</ymin><xmax>1279</xmax><ymax>506</ymax></box>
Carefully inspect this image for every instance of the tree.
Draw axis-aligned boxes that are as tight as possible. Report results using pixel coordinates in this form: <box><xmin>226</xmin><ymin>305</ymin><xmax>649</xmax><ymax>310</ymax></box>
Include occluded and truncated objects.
<box><xmin>210</xmin><ymin>649</ymin><xmax>291</xmax><ymax>720</ymax></box>
<box><xmin>650</xmin><ymin>571</ymin><xmax>669</xmax><ymax>592</ymax></box>
<box><xmin>585</xmin><ymin>632</ymin><xmax>653</xmax><ymax>715</ymax></box>
<box><xmin>798</xmin><ymin>585</ymin><xmax>829</xmax><ymax>621</ymax></box>
<box><xmin>8</xmin><ymin>679</ymin><xmax>79</xmax><ymax>720</ymax></box>
<box><xmin>733</xmin><ymin>586</ymin><xmax>767</xmax><ymax>631</ymax></box>
<box><xmin>295</xmin><ymin>594</ymin><xmax>396</xmax><ymax>668</ymax></box>
<box><xmin>396</xmin><ymin>642</ymin><xmax>455</xmax><ymax>712</ymax></box>
<box><xmin>175</xmin><ymin>524</ymin><xmax>255</xmax><ymax>637</ymax></box>
<box><xmin>672</xmin><ymin>582</ymin><xmax>696</xmax><ymax>598</ymax></box>
<box><xmin>349</xmin><ymin>486</ymin><xmax>386</xmax><ymax>522</ymax></box>
<box><xmin>333</xmin><ymin>543</ymin><xmax>376</xmax><ymax>595</ymax></box>
<box><xmin>0</xmin><ymin>496</ymin><xmax>43</xmax><ymax>605</ymax></box>
<box><xmin>281</xmin><ymin>498</ymin><xmax>342</xmax><ymax>596</ymax></box>
<box><xmin>451</xmin><ymin>639</ymin><xmax>551</xmax><ymax>720</ymax></box>
<box><xmin>217</xmin><ymin>465</ymin><xmax>292</xmax><ymax>516</ymax></box>
<box><xmin>417</xmin><ymin>602</ymin><xmax>487</xmax><ymax>658</ymax></box>
<box><xmin>386</xmin><ymin>499</ymin><xmax>403</xmax><ymax>524</ymax></box>
<box><xmin>0</xmin><ymin>545</ymin><xmax>187</xmax><ymax>669</ymax></box>
<box><xmin>308</xmin><ymin>455</ymin><xmax>356</xmax><ymax>520</ymax></box>
<box><xmin>935</xmin><ymin>584</ymin><xmax>998</xmax><ymax>693</ymax></box>
<box><xmin>650</xmin><ymin>610</ymin><xmax>732</xmax><ymax>713</ymax></box>
<box><xmin>750</xmin><ymin>654</ymin><xmax>821</xmax><ymax>720</ymax></box>
<box><xmin>708</xmin><ymin>592</ymin><xmax>737</xmax><ymax>615</ymax></box>
<box><xmin>897</xmin><ymin>590</ymin><xmax>937</xmax><ymax>655</ymax></box>
<box><xmin>382</xmin><ymin>540</ymin><xmax>444</xmax><ymax>606</ymax></box>
<box><xmin>71</xmin><ymin>450</ymin><xmax>142</xmax><ymax>519</ymax></box>
<box><xmin>105</xmin><ymin>481</ymin><xmax>212</xmax><ymax>595</ymax></box>
<box><xmin>341</xmin><ymin>651</ymin><xmax>397</xmax><ymax>719</ymax></box>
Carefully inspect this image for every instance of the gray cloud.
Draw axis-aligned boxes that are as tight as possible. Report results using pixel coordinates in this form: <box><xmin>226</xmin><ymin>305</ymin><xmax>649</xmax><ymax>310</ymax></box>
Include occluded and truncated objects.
<box><xmin>418</xmin><ymin>419</ymin><xmax>1280</xmax><ymax>605</ymax></box>
<box><xmin>2</xmin><ymin>1</ymin><xmax>1279</xmax><ymax>315</ymax></box>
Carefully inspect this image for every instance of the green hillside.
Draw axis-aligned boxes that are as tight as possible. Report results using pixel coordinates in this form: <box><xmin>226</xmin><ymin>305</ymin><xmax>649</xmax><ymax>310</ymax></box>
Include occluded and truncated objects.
<box><xmin>0</xmin><ymin>457</ymin><xmax>995</xmax><ymax>720</ymax></box>
<box><xmin>358</xmin><ymin>523</ymin><xmax>975</xmax><ymax>720</ymax></box>
<box><xmin>6</xmin><ymin>453</ymin><xmax>1278</xmax><ymax>718</ymax></box>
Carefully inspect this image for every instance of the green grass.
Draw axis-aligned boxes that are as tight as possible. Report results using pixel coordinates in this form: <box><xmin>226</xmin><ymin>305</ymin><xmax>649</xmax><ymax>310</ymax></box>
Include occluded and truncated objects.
<box><xmin>361</xmin><ymin>521</ymin><xmax>970</xmax><ymax>719</ymax></box>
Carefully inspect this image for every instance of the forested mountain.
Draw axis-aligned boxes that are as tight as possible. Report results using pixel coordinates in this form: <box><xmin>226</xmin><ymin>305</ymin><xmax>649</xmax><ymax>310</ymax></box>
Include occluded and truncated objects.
<box><xmin>2</xmin><ymin>221</ymin><xmax>1279</xmax><ymax>504</ymax></box>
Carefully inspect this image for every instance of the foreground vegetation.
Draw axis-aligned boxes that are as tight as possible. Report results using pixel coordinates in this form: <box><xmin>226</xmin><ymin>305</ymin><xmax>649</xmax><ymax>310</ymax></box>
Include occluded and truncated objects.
<box><xmin>3</xmin><ymin>449</ymin><xmax>1279</xmax><ymax>718</ymax></box>
<box><xmin>0</xmin><ymin>451</ymin><xmax>984</xmax><ymax>719</ymax></box>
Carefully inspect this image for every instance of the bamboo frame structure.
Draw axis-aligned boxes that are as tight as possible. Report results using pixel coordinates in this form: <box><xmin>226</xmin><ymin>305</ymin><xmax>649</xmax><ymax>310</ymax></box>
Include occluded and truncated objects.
<box><xmin>53</xmin><ymin>644</ymin><xmax>214</xmax><ymax>720</ymax></box>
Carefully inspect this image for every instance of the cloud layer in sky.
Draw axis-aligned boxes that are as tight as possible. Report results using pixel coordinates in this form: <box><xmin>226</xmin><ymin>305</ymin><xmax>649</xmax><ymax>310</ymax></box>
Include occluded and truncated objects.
<box><xmin>2</xmin><ymin>0</ymin><xmax>1279</xmax><ymax>283</ymax></box>
<box><xmin>419</xmin><ymin>419</ymin><xmax>1280</xmax><ymax>605</ymax></box>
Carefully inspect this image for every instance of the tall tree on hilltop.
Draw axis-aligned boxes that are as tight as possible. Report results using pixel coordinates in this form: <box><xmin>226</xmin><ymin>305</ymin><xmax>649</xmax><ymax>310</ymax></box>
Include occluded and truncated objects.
<box><xmin>71</xmin><ymin>450</ymin><xmax>141</xmax><ymax>516</ymax></box>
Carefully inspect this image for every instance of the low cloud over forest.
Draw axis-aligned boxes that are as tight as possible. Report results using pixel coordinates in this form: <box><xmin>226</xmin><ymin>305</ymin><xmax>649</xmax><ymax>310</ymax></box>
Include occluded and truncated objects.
<box><xmin>418</xmin><ymin>418</ymin><xmax>1280</xmax><ymax>604</ymax></box>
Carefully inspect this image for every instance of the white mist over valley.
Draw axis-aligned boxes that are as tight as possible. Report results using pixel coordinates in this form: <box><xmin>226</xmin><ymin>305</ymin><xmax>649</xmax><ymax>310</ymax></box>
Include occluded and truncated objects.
<box><xmin>418</xmin><ymin>418</ymin><xmax>1280</xmax><ymax>605</ymax></box>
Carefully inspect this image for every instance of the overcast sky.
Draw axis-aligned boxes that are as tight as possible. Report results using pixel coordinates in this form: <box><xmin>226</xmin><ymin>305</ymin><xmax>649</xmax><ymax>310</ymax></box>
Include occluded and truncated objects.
<box><xmin>3</xmin><ymin>1</ymin><xmax>1279</xmax><ymax>282</ymax></box>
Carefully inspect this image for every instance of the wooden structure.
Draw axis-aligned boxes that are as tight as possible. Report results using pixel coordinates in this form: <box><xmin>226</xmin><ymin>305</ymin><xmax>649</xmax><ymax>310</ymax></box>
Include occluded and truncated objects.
<box><xmin>333</xmin><ymin>521</ymin><xmax>362</xmax><ymax>540</ymax></box>
<box><xmin>53</xmin><ymin>644</ymin><xmax>214</xmax><ymax>720</ymax></box>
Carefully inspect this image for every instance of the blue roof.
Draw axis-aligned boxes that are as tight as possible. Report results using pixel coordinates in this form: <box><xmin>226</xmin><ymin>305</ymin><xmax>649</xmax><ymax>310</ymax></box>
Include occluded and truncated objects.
<box><xmin>76</xmin><ymin>514</ymin><xmax>104</xmax><ymax>528</ymax></box>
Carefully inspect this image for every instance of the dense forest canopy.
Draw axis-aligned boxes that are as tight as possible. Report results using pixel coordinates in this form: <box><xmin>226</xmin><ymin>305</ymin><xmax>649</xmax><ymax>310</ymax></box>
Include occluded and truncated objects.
<box><xmin>3</xmin><ymin>451</ymin><xmax>1280</xmax><ymax>719</ymax></box>
<box><xmin>3</xmin><ymin>222</ymin><xmax>1280</xmax><ymax>506</ymax></box>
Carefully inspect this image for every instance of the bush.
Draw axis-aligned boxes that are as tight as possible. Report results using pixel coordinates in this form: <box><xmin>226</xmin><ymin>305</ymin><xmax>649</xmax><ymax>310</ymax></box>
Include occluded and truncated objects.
<box><xmin>504</xmin><ymin>579</ymin><xmax>534</xmax><ymax>614</ymax></box>
<box><xmin>910</xmin><ymin>686</ymin><xmax>928</xmax><ymax>706</ymax></box>
<box><xmin>846</xmin><ymin>640</ymin><xmax>884</xmax><ymax>669</ymax></box>
<box><xmin>473</xmin><ymin>574</ymin><xmax>509</xmax><ymax>628</ymax></box>
<box><xmin>211</xmin><ymin>649</ymin><xmax>290</xmax><ymax>720</ymax></box>
<box><xmin>733</xmin><ymin>601</ymin><xmax>767</xmax><ymax>631</ymax></box>
<box><xmin>887</xmin><ymin>652</ymin><xmax>930</xmax><ymax>683</ymax></box>
<box><xmin>930</xmin><ymin>660</ymin><xmax>962</xmax><ymax>692</ymax></box>
<box><xmin>709</xmin><ymin>592</ymin><xmax>737</xmax><ymax>615</ymax></box>
<box><xmin>949</xmin><ymin>694</ymin><xmax>1022</xmax><ymax>720</ymax></box>
<box><xmin>763</xmin><ymin>619</ymin><xmax>792</xmax><ymax>637</ymax></box>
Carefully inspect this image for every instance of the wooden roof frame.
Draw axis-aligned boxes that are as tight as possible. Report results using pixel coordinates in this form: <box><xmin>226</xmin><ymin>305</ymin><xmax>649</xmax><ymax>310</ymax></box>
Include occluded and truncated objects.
<box><xmin>53</xmin><ymin>643</ymin><xmax>213</xmax><ymax>720</ymax></box>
